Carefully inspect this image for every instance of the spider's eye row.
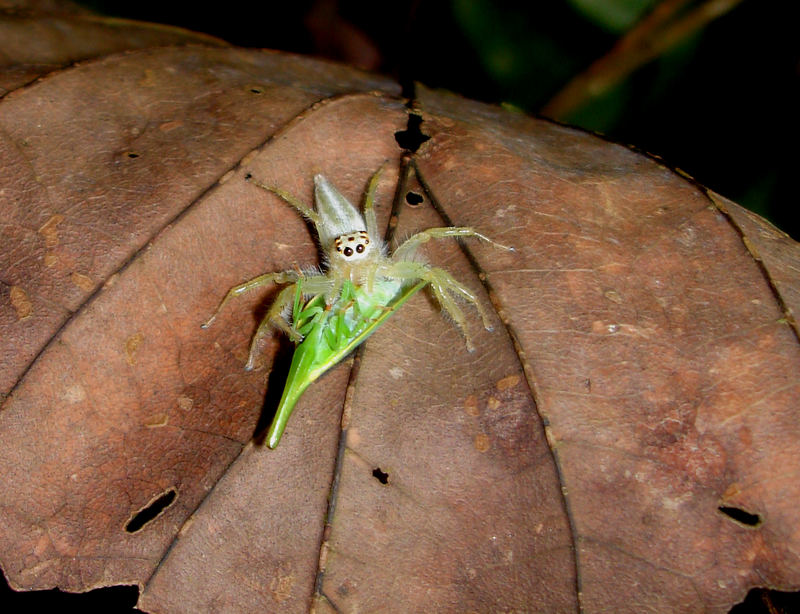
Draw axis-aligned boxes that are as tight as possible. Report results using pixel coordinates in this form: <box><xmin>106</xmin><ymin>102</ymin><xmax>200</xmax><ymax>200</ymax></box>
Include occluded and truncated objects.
<box><xmin>334</xmin><ymin>231</ymin><xmax>371</xmax><ymax>260</ymax></box>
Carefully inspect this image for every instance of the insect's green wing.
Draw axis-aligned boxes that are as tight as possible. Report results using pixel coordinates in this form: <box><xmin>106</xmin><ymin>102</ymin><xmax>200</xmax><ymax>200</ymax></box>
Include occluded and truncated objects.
<box><xmin>265</xmin><ymin>280</ymin><xmax>427</xmax><ymax>448</ymax></box>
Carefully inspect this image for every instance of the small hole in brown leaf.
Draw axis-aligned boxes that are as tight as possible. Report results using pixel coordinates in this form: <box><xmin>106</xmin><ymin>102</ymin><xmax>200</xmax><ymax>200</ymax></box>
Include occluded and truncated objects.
<box><xmin>405</xmin><ymin>191</ymin><xmax>424</xmax><ymax>207</ymax></box>
<box><xmin>372</xmin><ymin>468</ymin><xmax>389</xmax><ymax>484</ymax></box>
<box><xmin>394</xmin><ymin>113</ymin><xmax>430</xmax><ymax>152</ymax></box>
<box><xmin>718</xmin><ymin>505</ymin><xmax>761</xmax><ymax>527</ymax></box>
<box><xmin>125</xmin><ymin>488</ymin><xmax>177</xmax><ymax>533</ymax></box>
<box><xmin>125</xmin><ymin>151</ymin><xmax>139</xmax><ymax>159</ymax></box>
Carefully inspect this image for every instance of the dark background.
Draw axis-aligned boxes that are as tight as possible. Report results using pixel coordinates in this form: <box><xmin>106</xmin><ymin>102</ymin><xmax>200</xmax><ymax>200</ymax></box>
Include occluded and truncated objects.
<box><xmin>79</xmin><ymin>0</ymin><xmax>797</xmax><ymax>238</ymax></box>
<box><xmin>2</xmin><ymin>1</ymin><xmax>798</xmax><ymax>612</ymax></box>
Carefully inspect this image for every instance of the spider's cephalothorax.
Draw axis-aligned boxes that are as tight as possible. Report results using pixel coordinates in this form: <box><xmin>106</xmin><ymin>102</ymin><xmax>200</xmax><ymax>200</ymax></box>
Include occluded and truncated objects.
<box><xmin>313</xmin><ymin>174</ymin><xmax>383</xmax><ymax>281</ymax></box>
<box><xmin>203</xmin><ymin>168</ymin><xmax>511</xmax><ymax>447</ymax></box>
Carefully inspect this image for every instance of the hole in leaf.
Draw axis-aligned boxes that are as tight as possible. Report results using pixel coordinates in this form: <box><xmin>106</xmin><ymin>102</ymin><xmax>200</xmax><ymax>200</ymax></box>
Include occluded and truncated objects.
<box><xmin>372</xmin><ymin>467</ymin><xmax>389</xmax><ymax>484</ymax></box>
<box><xmin>394</xmin><ymin>113</ymin><xmax>430</xmax><ymax>152</ymax></box>
<box><xmin>125</xmin><ymin>488</ymin><xmax>177</xmax><ymax>533</ymax></box>
<box><xmin>729</xmin><ymin>586</ymin><xmax>800</xmax><ymax>613</ymax></box>
<box><xmin>125</xmin><ymin>151</ymin><xmax>139</xmax><ymax>159</ymax></box>
<box><xmin>718</xmin><ymin>505</ymin><xmax>762</xmax><ymax>527</ymax></box>
<box><xmin>405</xmin><ymin>191</ymin><xmax>424</xmax><ymax>207</ymax></box>
<box><xmin>0</xmin><ymin>572</ymin><xmax>142</xmax><ymax>612</ymax></box>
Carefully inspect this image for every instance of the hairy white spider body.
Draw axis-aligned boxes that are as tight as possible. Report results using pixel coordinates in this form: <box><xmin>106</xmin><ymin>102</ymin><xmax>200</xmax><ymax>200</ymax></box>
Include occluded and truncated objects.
<box><xmin>203</xmin><ymin>168</ymin><xmax>511</xmax><ymax>447</ymax></box>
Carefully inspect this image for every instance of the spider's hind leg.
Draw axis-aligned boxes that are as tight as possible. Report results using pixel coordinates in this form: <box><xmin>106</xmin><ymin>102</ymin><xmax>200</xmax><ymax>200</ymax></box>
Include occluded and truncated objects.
<box><xmin>202</xmin><ymin>270</ymin><xmax>300</xmax><ymax>330</ymax></box>
<box><xmin>245</xmin><ymin>283</ymin><xmax>301</xmax><ymax>370</ymax></box>
<box><xmin>382</xmin><ymin>260</ymin><xmax>493</xmax><ymax>352</ymax></box>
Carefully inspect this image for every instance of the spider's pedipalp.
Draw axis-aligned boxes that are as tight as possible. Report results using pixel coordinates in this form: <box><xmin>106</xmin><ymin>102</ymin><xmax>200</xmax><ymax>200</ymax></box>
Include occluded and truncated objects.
<box><xmin>299</xmin><ymin>274</ymin><xmax>338</xmax><ymax>295</ymax></box>
<box><xmin>244</xmin><ymin>273</ymin><xmax>336</xmax><ymax>370</ymax></box>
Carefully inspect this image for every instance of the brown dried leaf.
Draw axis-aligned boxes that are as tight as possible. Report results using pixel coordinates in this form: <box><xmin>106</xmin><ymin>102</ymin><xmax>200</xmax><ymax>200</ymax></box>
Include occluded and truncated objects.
<box><xmin>1</xmin><ymin>25</ymin><xmax>799</xmax><ymax>614</ymax></box>
<box><xmin>0</xmin><ymin>0</ymin><xmax>227</xmax><ymax>94</ymax></box>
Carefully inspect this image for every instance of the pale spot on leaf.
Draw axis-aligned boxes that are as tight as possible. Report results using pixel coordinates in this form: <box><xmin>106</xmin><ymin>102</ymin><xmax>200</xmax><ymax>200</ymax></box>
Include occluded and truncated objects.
<box><xmin>71</xmin><ymin>272</ymin><xmax>94</xmax><ymax>292</ymax></box>
<box><xmin>347</xmin><ymin>427</ymin><xmax>362</xmax><ymax>446</ymax></box>
<box><xmin>63</xmin><ymin>384</ymin><xmax>86</xmax><ymax>404</ymax></box>
<box><xmin>158</xmin><ymin>120</ymin><xmax>183</xmax><ymax>132</ymax></box>
<box><xmin>38</xmin><ymin>214</ymin><xmax>64</xmax><ymax>248</ymax></box>
<box><xmin>495</xmin><ymin>374</ymin><xmax>519</xmax><ymax>391</ymax></box>
<box><xmin>145</xmin><ymin>413</ymin><xmax>169</xmax><ymax>428</ymax></box>
<box><xmin>270</xmin><ymin>566</ymin><xmax>295</xmax><ymax>602</ymax></box>
<box><xmin>474</xmin><ymin>433</ymin><xmax>490</xmax><ymax>452</ymax></box>
<box><xmin>125</xmin><ymin>332</ymin><xmax>144</xmax><ymax>366</ymax></box>
<box><xmin>464</xmin><ymin>394</ymin><xmax>479</xmax><ymax>416</ymax></box>
<box><xmin>10</xmin><ymin>286</ymin><xmax>32</xmax><ymax>320</ymax></box>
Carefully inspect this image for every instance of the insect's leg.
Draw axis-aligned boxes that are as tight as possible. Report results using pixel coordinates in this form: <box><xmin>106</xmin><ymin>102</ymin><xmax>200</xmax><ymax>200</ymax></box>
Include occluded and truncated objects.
<box><xmin>246</xmin><ymin>175</ymin><xmax>322</xmax><ymax>228</ymax></box>
<box><xmin>201</xmin><ymin>270</ymin><xmax>299</xmax><ymax>329</ymax></box>
<box><xmin>362</xmin><ymin>165</ymin><xmax>384</xmax><ymax>240</ymax></box>
<box><xmin>392</xmin><ymin>227</ymin><xmax>513</xmax><ymax>262</ymax></box>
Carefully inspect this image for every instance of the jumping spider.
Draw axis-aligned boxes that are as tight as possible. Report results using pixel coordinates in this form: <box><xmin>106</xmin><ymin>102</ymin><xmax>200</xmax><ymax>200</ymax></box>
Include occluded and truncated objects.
<box><xmin>203</xmin><ymin>167</ymin><xmax>511</xmax><ymax>447</ymax></box>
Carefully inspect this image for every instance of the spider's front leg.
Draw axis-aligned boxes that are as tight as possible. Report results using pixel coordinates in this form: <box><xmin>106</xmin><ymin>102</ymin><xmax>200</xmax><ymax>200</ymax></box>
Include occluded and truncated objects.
<box><xmin>361</xmin><ymin>164</ymin><xmax>384</xmax><ymax>240</ymax></box>
<box><xmin>392</xmin><ymin>226</ymin><xmax>513</xmax><ymax>262</ymax></box>
<box><xmin>380</xmin><ymin>260</ymin><xmax>493</xmax><ymax>352</ymax></box>
<box><xmin>245</xmin><ymin>174</ymin><xmax>322</xmax><ymax>228</ymax></box>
